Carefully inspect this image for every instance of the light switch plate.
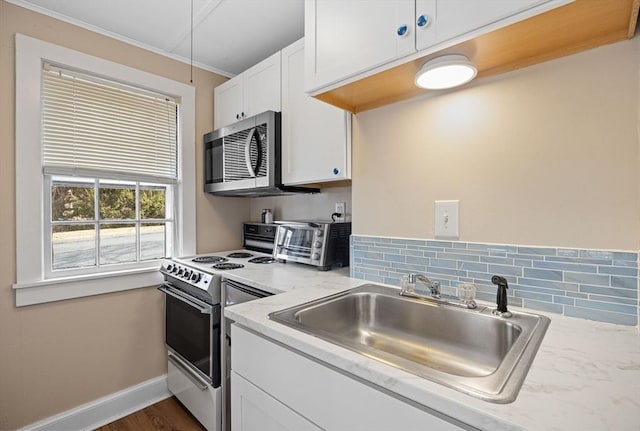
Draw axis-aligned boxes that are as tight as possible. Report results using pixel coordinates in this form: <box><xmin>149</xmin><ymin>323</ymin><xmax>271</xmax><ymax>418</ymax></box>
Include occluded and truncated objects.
<box><xmin>434</xmin><ymin>200</ymin><xmax>459</xmax><ymax>239</ymax></box>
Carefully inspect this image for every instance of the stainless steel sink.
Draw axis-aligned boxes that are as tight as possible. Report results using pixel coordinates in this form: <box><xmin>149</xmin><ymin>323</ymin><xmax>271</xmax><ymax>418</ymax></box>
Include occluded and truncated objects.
<box><xmin>269</xmin><ymin>283</ymin><xmax>550</xmax><ymax>403</ymax></box>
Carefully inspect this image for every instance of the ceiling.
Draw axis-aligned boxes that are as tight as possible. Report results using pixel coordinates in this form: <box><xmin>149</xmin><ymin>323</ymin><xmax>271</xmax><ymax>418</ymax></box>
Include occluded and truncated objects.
<box><xmin>9</xmin><ymin>0</ymin><xmax>305</xmax><ymax>77</ymax></box>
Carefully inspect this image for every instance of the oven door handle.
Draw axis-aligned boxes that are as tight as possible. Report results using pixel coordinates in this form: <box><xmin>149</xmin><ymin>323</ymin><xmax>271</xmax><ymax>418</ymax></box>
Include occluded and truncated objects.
<box><xmin>168</xmin><ymin>354</ymin><xmax>209</xmax><ymax>391</ymax></box>
<box><xmin>279</xmin><ymin>246</ymin><xmax>311</xmax><ymax>254</ymax></box>
<box><xmin>158</xmin><ymin>285</ymin><xmax>212</xmax><ymax>314</ymax></box>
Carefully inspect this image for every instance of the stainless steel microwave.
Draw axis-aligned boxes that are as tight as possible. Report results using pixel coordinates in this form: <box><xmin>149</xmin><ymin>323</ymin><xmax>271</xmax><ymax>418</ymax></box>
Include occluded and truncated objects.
<box><xmin>203</xmin><ymin>111</ymin><xmax>318</xmax><ymax>197</ymax></box>
<box><xmin>273</xmin><ymin>221</ymin><xmax>351</xmax><ymax>271</ymax></box>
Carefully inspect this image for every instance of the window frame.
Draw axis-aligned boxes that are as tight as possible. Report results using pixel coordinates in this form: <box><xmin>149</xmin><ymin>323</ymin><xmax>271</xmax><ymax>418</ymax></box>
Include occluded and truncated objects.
<box><xmin>14</xmin><ymin>34</ymin><xmax>196</xmax><ymax>306</ymax></box>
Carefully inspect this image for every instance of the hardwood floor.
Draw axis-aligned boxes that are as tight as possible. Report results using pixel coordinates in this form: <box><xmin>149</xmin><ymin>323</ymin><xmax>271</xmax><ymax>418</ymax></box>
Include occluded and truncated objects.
<box><xmin>94</xmin><ymin>397</ymin><xmax>206</xmax><ymax>431</ymax></box>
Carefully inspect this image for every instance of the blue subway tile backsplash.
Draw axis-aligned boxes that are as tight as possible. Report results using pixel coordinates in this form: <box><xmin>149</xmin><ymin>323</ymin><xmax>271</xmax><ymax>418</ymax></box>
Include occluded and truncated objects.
<box><xmin>350</xmin><ymin>235</ymin><xmax>639</xmax><ymax>326</ymax></box>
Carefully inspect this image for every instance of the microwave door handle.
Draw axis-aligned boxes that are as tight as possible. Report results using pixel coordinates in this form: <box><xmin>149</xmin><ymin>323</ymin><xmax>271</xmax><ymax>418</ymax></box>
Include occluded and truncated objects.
<box><xmin>254</xmin><ymin>128</ymin><xmax>263</xmax><ymax>175</ymax></box>
<box><xmin>244</xmin><ymin>127</ymin><xmax>256</xmax><ymax>177</ymax></box>
<box><xmin>244</xmin><ymin>128</ymin><xmax>263</xmax><ymax>177</ymax></box>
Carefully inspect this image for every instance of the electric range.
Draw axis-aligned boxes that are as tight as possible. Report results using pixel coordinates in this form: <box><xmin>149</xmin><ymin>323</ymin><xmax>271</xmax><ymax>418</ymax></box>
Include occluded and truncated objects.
<box><xmin>159</xmin><ymin>250</ymin><xmax>276</xmax><ymax>431</ymax></box>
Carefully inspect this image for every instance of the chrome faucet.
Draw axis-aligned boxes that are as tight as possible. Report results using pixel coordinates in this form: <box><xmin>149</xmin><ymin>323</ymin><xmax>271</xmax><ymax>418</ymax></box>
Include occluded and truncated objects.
<box><xmin>400</xmin><ymin>273</ymin><xmax>476</xmax><ymax>310</ymax></box>
<box><xmin>408</xmin><ymin>273</ymin><xmax>440</xmax><ymax>298</ymax></box>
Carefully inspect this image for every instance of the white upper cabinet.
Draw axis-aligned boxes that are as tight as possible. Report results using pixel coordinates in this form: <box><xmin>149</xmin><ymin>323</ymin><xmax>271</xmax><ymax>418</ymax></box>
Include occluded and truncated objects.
<box><xmin>214</xmin><ymin>51</ymin><xmax>281</xmax><ymax>129</ymax></box>
<box><xmin>214</xmin><ymin>39</ymin><xmax>350</xmax><ymax>186</ymax></box>
<box><xmin>244</xmin><ymin>53</ymin><xmax>281</xmax><ymax>120</ymax></box>
<box><xmin>214</xmin><ymin>78</ymin><xmax>244</xmax><ymax>129</ymax></box>
<box><xmin>306</xmin><ymin>0</ymin><xmax>570</xmax><ymax>94</ymax></box>
<box><xmin>304</xmin><ymin>0</ymin><xmax>416</xmax><ymax>93</ymax></box>
<box><xmin>414</xmin><ymin>0</ymin><xmax>437</xmax><ymax>50</ymax></box>
<box><xmin>420</xmin><ymin>0</ymin><xmax>548</xmax><ymax>50</ymax></box>
<box><xmin>281</xmin><ymin>39</ymin><xmax>351</xmax><ymax>185</ymax></box>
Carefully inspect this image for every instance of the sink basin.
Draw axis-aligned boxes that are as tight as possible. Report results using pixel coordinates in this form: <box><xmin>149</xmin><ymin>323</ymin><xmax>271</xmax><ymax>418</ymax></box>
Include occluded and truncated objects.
<box><xmin>269</xmin><ymin>283</ymin><xmax>550</xmax><ymax>403</ymax></box>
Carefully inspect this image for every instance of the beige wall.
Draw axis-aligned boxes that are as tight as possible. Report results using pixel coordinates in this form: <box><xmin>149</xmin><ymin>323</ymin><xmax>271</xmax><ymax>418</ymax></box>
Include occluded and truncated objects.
<box><xmin>250</xmin><ymin>186</ymin><xmax>352</xmax><ymax>222</ymax></box>
<box><xmin>352</xmin><ymin>38</ymin><xmax>640</xmax><ymax>251</ymax></box>
<box><xmin>0</xmin><ymin>1</ymin><xmax>249</xmax><ymax>429</ymax></box>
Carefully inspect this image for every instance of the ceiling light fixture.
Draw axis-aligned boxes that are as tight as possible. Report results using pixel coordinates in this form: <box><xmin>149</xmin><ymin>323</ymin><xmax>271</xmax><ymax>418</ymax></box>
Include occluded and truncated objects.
<box><xmin>414</xmin><ymin>55</ymin><xmax>477</xmax><ymax>90</ymax></box>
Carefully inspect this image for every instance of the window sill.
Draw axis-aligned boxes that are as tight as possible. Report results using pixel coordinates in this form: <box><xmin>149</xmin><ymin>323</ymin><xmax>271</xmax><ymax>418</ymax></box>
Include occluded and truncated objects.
<box><xmin>13</xmin><ymin>266</ymin><xmax>164</xmax><ymax>306</ymax></box>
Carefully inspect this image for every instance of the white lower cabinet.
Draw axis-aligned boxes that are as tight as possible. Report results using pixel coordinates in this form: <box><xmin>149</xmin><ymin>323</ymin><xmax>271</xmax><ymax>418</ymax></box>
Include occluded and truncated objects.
<box><xmin>231</xmin><ymin>372</ymin><xmax>322</xmax><ymax>431</ymax></box>
<box><xmin>231</xmin><ymin>324</ymin><xmax>468</xmax><ymax>431</ymax></box>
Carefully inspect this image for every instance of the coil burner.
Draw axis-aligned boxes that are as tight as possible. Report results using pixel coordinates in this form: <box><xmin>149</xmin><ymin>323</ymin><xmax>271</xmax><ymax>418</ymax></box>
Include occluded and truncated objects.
<box><xmin>212</xmin><ymin>263</ymin><xmax>245</xmax><ymax>270</ymax></box>
<box><xmin>248</xmin><ymin>256</ymin><xmax>276</xmax><ymax>264</ymax></box>
<box><xmin>192</xmin><ymin>256</ymin><xmax>228</xmax><ymax>264</ymax></box>
<box><xmin>227</xmin><ymin>252</ymin><xmax>254</xmax><ymax>259</ymax></box>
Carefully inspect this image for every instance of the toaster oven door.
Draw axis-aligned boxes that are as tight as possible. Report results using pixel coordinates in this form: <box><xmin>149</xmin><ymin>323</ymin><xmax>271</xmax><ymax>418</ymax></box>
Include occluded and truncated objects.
<box><xmin>273</xmin><ymin>225</ymin><xmax>315</xmax><ymax>264</ymax></box>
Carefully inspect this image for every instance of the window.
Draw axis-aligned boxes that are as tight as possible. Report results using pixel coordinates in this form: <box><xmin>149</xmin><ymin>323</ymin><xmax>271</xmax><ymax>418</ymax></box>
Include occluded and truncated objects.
<box><xmin>15</xmin><ymin>34</ymin><xmax>196</xmax><ymax>305</ymax></box>
<box><xmin>41</xmin><ymin>65</ymin><xmax>178</xmax><ymax>277</ymax></box>
<box><xmin>47</xmin><ymin>178</ymin><xmax>173</xmax><ymax>276</ymax></box>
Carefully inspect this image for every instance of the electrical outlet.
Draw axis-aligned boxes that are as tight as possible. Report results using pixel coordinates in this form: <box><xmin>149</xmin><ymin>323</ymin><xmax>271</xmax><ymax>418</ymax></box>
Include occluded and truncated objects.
<box><xmin>334</xmin><ymin>202</ymin><xmax>346</xmax><ymax>222</ymax></box>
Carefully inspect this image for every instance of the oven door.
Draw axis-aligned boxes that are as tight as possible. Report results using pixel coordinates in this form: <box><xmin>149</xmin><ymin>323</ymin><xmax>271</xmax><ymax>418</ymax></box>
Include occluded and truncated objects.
<box><xmin>273</xmin><ymin>225</ymin><xmax>315</xmax><ymax>264</ymax></box>
<box><xmin>160</xmin><ymin>284</ymin><xmax>221</xmax><ymax>388</ymax></box>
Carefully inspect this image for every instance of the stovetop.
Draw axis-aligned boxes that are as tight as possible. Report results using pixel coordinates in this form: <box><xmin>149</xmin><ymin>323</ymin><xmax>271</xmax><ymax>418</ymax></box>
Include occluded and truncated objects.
<box><xmin>161</xmin><ymin>250</ymin><xmax>278</xmax><ymax>303</ymax></box>
<box><xmin>169</xmin><ymin>250</ymin><xmax>275</xmax><ymax>276</ymax></box>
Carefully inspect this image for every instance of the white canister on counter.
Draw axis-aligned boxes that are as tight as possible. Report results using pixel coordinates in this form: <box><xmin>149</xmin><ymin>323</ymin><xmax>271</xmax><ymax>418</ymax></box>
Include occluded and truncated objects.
<box><xmin>264</xmin><ymin>209</ymin><xmax>273</xmax><ymax>224</ymax></box>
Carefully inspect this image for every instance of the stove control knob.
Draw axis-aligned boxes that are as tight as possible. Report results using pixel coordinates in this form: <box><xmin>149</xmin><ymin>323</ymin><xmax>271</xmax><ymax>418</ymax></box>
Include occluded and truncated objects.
<box><xmin>183</xmin><ymin>270</ymin><xmax>191</xmax><ymax>279</ymax></box>
<box><xmin>191</xmin><ymin>272</ymin><xmax>202</xmax><ymax>283</ymax></box>
<box><xmin>312</xmin><ymin>252</ymin><xmax>320</xmax><ymax>260</ymax></box>
<box><xmin>316</xmin><ymin>229</ymin><xmax>324</xmax><ymax>237</ymax></box>
<box><xmin>166</xmin><ymin>264</ymin><xmax>174</xmax><ymax>272</ymax></box>
<box><xmin>176</xmin><ymin>267</ymin><xmax>183</xmax><ymax>275</ymax></box>
<box><xmin>314</xmin><ymin>240</ymin><xmax>322</xmax><ymax>248</ymax></box>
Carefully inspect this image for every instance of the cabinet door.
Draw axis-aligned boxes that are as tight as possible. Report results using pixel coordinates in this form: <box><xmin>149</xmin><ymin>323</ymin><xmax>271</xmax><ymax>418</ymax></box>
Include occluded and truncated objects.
<box><xmin>415</xmin><ymin>0</ymin><xmax>437</xmax><ymax>51</ymax></box>
<box><xmin>435</xmin><ymin>0</ymin><xmax>546</xmax><ymax>43</ymax></box>
<box><xmin>281</xmin><ymin>39</ymin><xmax>351</xmax><ymax>185</ymax></box>
<box><xmin>244</xmin><ymin>51</ymin><xmax>282</xmax><ymax>118</ymax></box>
<box><xmin>232</xmin><ymin>325</ymin><xmax>467</xmax><ymax>431</ymax></box>
<box><xmin>232</xmin><ymin>371</ymin><xmax>322</xmax><ymax>431</ymax></box>
<box><xmin>214</xmin><ymin>77</ymin><xmax>244</xmax><ymax>129</ymax></box>
<box><xmin>305</xmin><ymin>0</ymin><xmax>416</xmax><ymax>93</ymax></box>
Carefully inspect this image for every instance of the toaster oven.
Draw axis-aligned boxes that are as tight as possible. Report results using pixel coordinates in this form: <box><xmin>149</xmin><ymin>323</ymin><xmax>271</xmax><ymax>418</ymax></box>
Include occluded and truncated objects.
<box><xmin>273</xmin><ymin>221</ymin><xmax>351</xmax><ymax>270</ymax></box>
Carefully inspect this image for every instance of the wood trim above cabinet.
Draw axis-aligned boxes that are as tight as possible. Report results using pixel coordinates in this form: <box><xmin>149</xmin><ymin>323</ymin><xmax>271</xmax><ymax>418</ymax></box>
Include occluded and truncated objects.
<box><xmin>315</xmin><ymin>0</ymin><xmax>639</xmax><ymax>113</ymax></box>
<box><xmin>294</xmin><ymin>179</ymin><xmax>352</xmax><ymax>190</ymax></box>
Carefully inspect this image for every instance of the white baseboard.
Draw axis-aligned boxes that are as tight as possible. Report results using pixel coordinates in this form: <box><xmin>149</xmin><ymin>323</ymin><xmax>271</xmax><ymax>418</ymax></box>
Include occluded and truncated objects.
<box><xmin>21</xmin><ymin>374</ymin><xmax>171</xmax><ymax>431</ymax></box>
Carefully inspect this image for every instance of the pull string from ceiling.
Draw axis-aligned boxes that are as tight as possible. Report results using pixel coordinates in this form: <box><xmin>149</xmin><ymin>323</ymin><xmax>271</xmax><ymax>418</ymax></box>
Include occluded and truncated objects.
<box><xmin>190</xmin><ymin>0</ymin><xmax>194</xmax><ymax>83</ymax></box>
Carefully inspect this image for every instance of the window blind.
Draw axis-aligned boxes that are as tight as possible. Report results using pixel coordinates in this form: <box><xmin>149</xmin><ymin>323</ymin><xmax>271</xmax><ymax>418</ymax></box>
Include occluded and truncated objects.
<box><xmin>42</xmin><ymin>65</ymin><xmax>178</xmax><ymax>183</ymax></box>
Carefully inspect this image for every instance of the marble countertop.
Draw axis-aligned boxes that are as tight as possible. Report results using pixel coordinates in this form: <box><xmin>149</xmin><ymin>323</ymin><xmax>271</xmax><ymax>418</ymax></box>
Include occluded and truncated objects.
<box><xmin>218</xmin><ymin>251</ymin><xmax>640</xmax><ymax>431</ymax></box>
